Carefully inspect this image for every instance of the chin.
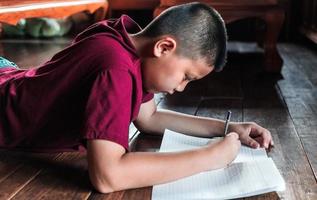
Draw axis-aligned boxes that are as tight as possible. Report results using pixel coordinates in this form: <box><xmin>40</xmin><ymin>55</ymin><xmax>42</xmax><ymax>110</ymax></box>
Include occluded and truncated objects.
<box><xmin>145</xmin><ymin>85</ymin><xmax>165</xmax><ymax>94</ymax></box>
<box><xmin>149</xmin><ymin>90</ymin><xmax>161</xmax><ymax>94</ymax></box>
<box><xmin>148</xmin><ymin>89</ymin><xmax>164</xmax><ymax>94</ymax></box>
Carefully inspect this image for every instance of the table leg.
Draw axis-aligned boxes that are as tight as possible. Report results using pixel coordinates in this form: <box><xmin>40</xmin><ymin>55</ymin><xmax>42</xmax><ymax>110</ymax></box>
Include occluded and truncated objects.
<box><xmin>262</xmin><ymin>7</ymin><xmax>285</xmax><ymax>73</ymax></box>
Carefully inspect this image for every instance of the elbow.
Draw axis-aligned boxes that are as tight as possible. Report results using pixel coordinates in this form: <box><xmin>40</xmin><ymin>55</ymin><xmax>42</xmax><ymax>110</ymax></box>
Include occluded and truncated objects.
<box><xmin>92</xmin><ymin>181</ymin><xmax>114</xmax><ymax>194</ymax></box>
<box><xmin>89</xmin><ymin>169</ymin><xmax>124</xmax><ymax>194</ymax></box>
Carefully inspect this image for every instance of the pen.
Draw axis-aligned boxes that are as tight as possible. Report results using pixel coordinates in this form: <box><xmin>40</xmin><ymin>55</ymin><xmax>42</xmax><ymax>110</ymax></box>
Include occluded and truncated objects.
<box><xmin>224</xmin><ymin>110</ymin><xmax>232</xmax><ymax>136</ymax></box>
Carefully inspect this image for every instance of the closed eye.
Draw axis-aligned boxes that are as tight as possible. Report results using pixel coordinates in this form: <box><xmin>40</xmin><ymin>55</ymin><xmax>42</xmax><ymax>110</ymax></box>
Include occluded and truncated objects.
<box><xmin>183</xmin><ymin>74</ymin><xmax>191</xmax><ymax>81</ymax></box>
<box><xmin>183</xmin><ymin>74</ymin><xmax>195</xmax><ymax>82</ymax></box>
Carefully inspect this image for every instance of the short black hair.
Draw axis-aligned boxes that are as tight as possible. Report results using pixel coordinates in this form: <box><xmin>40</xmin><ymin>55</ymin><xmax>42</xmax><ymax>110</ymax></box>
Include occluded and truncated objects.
<box><xmin>140</xmin><ymin>2</ymin><xmax>227</xmax><ymax>72</ymax></box>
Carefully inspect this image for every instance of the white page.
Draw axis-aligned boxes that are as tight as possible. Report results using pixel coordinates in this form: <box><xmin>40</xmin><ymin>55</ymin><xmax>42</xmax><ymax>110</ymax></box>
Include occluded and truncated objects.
<box><xmin>152</xmin><ymin>129</ymin><xmax>285</xmax><ymax>200</ymax></box>
<box><xmin>160</xmin><ymin>129</ymin><xmax>268</xmax><ymax>163</ymax></box>
<box><xmin>152</xmin><ymin>158</ymin><xmax>285</xmax><ymax>200</ymax></box>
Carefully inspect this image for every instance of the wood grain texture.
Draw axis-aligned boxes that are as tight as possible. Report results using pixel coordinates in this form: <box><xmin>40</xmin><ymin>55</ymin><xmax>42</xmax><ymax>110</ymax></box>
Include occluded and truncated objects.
<box><xmin>11</xmin><ymin>152</ymin><xmax>91</xmax><ymax>200</ymax></box>
<box><xmin>0</xmin><ymin>0</ymin><xmax>108</xmax><ymax>25</ymax></box>
<box><xmin>0</xmin><ymin>151</ymin><xmax>59</xmax><ymax>199</ymax></box>
<box><xmin>242</xmin><ymin>41</ymin><xmax>317</xmax><ymax>199</ymax></box>
<box><xmin>108</xmin><ymin>0</ymin><xmax>159</xmax><ymax>10</ymax></box>
<box><xmin>1</xmin><ymin>38</ymin><xmax>70</xmax><ymax>69</ymax></box>
<box><xmin>196</xmin><ymin>99</ymin><xmax>243</xmax><ymax>122</ymax></box>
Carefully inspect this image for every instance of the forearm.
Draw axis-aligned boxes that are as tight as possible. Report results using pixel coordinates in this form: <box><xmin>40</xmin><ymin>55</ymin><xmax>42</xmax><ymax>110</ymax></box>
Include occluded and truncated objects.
<box><xmin>139</xmin><ymin>109</ymin><xmax>226</xmax><ymax>137</ymax></box>
<box><xmin>95</xmin><ymin>147</ymin><xmax>221</xmax><ymax>192</ymax></box>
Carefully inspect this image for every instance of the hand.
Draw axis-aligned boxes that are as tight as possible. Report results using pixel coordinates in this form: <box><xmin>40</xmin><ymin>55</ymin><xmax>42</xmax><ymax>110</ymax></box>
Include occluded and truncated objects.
<box><xmin>207</xmin><ymin>132</ymin><xmax>241</xmax><ymax>169</ymax></box>
<box><xmin>229</xmin><ymin>122</ymin><xmax>273</xmax><ymax>149</ymax></box>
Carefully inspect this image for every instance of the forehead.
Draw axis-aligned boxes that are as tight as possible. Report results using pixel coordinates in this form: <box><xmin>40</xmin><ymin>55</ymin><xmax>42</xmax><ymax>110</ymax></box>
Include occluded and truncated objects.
<box><xmin>177</xmin><ymin>56</ymin><xmax>213</xmax><ymax>77</ymax></box>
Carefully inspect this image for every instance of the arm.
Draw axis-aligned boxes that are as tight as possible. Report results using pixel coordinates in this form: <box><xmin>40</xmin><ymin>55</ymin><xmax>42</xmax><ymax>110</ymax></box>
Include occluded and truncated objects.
<box><xmin>87</xmin><ymin>133</ymin><xmax>240</xmax><ymax>193</ymax></box>
<box><xmin>133</xmin><ymin>99</ymin><xmax>226</xmax><ymax>137</ymax></box>
<box><xmin>134</xmin><ymin>98</ymin><xmax>273</xmax><ymax>149</ymax></box>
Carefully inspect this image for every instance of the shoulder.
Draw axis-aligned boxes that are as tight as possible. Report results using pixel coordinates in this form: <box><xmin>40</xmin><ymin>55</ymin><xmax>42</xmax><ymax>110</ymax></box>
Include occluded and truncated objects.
<box><xmin>80</xmin><ymin>34</ymin><xmax>136</xmax><ymax>71</ymax></box>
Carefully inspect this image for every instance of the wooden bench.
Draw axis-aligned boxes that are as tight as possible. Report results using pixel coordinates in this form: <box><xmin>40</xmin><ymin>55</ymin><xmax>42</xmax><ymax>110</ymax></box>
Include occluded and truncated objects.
<box><xmin>154</xmin><ymin>0</ymin><xmax>285</xmax><ymax>73</ymax></box>
<box><xmin>0</xmin><ymin>0</ymin><xmax>108</xmax><ymax>28</ymax></box>
<box><xmin>108</xmin><ymin>0</ymin><xmax>159</xmax><ymax>10</ymax></box>
<box><xmin>107</xmin><ymin>0</ymin><xmax>160</xmax><ymax>19</ymax></box>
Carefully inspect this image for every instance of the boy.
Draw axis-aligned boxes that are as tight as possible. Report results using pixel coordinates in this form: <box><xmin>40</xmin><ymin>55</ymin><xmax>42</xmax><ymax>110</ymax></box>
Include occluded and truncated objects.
<box><xmin>0</xmin><ymin>2</ymin><xmax>273</xmax><ymax>193</ymax></box>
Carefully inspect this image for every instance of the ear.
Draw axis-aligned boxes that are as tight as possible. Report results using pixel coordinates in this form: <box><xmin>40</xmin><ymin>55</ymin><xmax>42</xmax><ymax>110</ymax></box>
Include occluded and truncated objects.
<box><xmin>153</xmin><ymin>37</ymin><xmax>177</xmax><ymax>57</ymax></box>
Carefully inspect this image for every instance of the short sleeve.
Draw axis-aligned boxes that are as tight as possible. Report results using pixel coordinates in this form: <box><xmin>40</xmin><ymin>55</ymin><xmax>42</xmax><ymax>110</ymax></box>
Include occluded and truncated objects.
<box><xmin>81</xmin><ymin>69</ymin><xmax>132</xmax><ymax>150</ymax></box>
<box><xmin>142</xmin><ymin>92</ymin><xmax>154</xmax><ymax>103</ymax></box>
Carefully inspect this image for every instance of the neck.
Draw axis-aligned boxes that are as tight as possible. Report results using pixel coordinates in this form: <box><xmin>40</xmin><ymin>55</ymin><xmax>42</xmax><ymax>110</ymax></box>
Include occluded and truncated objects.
<box><xmin>129</xmin><ymin>33</ymin><xmax>152</xmax><ymax>57</ymax></box>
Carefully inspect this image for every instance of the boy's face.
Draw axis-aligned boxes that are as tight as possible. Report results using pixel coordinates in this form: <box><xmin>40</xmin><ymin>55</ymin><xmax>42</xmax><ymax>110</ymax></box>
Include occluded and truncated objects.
<box><xmin>142</xmin><ymin>53</ymin><xmax>213</xmax><ymax>94</ymax></box>
<box><xmin>141</xmin><ymin>37</ymin><xmax>213</xmax><ymax>94</ymax></box>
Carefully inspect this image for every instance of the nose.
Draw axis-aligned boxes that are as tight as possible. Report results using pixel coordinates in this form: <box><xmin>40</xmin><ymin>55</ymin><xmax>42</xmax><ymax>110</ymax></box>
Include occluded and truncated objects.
<box><xmin>175</xmin><ymin>81</ymin><xmax>188</xmax><ymax>92</ymax></box>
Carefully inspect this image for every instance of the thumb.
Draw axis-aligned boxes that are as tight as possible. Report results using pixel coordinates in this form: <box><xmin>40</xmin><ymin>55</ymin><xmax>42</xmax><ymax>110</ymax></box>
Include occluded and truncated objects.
<box><xmin>226</xmin><ymin>132</ymin><xmax>239</xmax><ymax>139</ymax></box>
<box><xmin>244</xmin><ymin>137</ymin><xmax>260</xmax><ymax>148</ymax></box>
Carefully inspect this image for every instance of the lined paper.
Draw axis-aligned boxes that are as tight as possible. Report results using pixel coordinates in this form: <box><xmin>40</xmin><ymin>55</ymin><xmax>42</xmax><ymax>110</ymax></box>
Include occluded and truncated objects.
<box><xmin>152</xmin><ymin>130</ymin><xmax>285</xmax><ymax>200</ymax></box>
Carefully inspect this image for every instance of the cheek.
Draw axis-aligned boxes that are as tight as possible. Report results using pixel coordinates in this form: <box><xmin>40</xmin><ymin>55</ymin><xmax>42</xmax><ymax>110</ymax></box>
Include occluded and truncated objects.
<box><xmin>143</xmin><ymin>60</ymin><xmax>183</xmax><ymax>92</ymax></box>
<box><xmin>157</xmin><ymin>72</ymin><xmax>182</xmax><ymax>89</ymax></box>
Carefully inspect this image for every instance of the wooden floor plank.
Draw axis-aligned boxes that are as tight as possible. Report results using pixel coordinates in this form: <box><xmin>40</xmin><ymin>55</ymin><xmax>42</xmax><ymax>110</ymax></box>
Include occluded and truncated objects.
<box><xmin>301</xmin><ymin>134</ymin><xmax>317</xmax><ymax>179</ymax></box>
<box><xmin>1</xmin><ymin>38</ymin><xmax>70</xmax><ymax>69</ymax></box>
<box><xmin>0</xmin><ymin>165</ymin><xmax>42</xmax><ymax>199</ymax></box>
<box><xmin>0</xmin><ymin>151</ymin><xmax>24</xmax><ymax>183</ymax></box>
<box><xmin>269</xmin><ymin>128</ymin><xmax>317</xmax><ymax>200</ymax></box>
<box><xmin>88</xmin><ymin>186</ymin><xmax>152</xmax><ymax>200</ymax></box>
<box><xmin>196</xmin><ymin>99</ymin><xmax>243</xmax><ymax>122</ymax></box>
<box><xmin>0</xmin><ymin>151</ymin><xmax>59</xmax><ymax>199</ymax></box>
<box><xmin>122</xmin><ymin>187</ymin><xmax>152</xmax><ymax>200</ymax></box>
<box><xmin>243</xmin><ymin>103</ymin><xmax>317</xmax><ymax>199</ymax></box>
<box><xmin>157</xmin><ymin>92</ymin><xmax>202</xmax><ymax>114</ymax></box>
<box><xmin>203</xmin><ymin>60</ymin><xmax>243</xmax><ymax>98</ymax></box>
<box><xmin>241</xmin><ymin>55</ymin><xmax>317</xmax><ymax>199</ymax></box>
<box><xmin>88</xmin><ymin>191</ymin><xmax>125</xmax><ymax>200</ymax></box>
<box><xmin>279</xmin><ymin>44</ymin><xmax>317</xmax><ymax>87</ymax></box>
<box><xmin>11</xmin><ymin>152</ymin><xmax>91</xmax><ymax>200</ymax></box>
<box><xmin>277</xmin><ymin>43</ymin><xmax>317</xmax><ymax>186</ymax></box>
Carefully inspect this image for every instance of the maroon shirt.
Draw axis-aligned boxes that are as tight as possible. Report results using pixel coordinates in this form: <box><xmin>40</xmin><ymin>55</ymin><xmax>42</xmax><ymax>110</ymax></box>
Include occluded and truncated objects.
<box><xmin>0</xmin><ymin>15</ymin><xmax>153</xmax><ymax>152</ymax></box>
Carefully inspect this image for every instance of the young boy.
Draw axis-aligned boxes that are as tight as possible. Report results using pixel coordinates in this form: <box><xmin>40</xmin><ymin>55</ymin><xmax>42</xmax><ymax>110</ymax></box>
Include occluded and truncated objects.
<box><xmin>0</xmin><ymin>2</ymin><xmax>273</xmax><ymax>193</ymax></box>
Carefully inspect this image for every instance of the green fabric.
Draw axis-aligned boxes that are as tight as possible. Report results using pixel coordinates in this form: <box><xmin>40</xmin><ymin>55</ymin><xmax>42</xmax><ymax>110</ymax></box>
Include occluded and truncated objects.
<box><xmin>0</xmin><ymin>57</ymin><xmax>18</xmax><ymax>69</ymax></box>
<box><xmin>2</xmin><ymin>19</ymin><xmax>26</xmax><ymax>37</ymax></box>
<box><xmin>2</xmin><ymin>18</ymin><xmax>72</xmax><ymax>38</ymax></box>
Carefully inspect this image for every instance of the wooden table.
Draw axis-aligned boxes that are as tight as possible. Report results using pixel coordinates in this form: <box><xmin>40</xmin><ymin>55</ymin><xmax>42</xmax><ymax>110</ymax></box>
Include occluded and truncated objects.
<box><xmin>108</xmin><ymin>0</ymin><xmax>159</xmax><ymax>10</ymax></box>
<box><xmin>0</xmin><ymin>0</ymin><xmax>108</xmax><ymax>57</ymax></box>
<box><xmin>0</xmin><ymin>0</ymin><xmax>108</xmax><ymax>25</ymax></box>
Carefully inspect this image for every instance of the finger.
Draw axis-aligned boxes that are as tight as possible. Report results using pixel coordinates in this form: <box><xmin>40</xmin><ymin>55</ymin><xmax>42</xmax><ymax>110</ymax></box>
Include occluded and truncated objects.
<box><xmin>253</xmin><ymin>134</ymin><xmax>269</xmax><ymax>148</ymax></box>
<box><xmin>267</xmin><ymin>144</ymin><xmax>274</xmax><ymax>152</ymax></box>
<box><xmin>268</xmin><ymin>130</ymin><xmax>274</xmax><ymax>146</ymax></box>
<box><xmin>244</xmin><ymin>137</ymin><xmax>260</xmax><ymax>149</ymax></box>
<box><xmin>261</xmin><ymin>129</ymin><xmax>273</xmax><ymax>148</ymax></box>
<box><xmin>250</xmin><ymin>125</ymin><xmax>273</xmax><ymax>149</ymax></box>
<box><xmin>249</xmin><ymin>124</ymin><xmax>265</xmax><ymax>137</ymax></box>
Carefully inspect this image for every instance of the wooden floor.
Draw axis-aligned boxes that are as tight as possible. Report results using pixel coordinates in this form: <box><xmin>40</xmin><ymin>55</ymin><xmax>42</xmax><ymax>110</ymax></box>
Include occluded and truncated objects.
<box><xmin>0</xmin><ymin>38</ymin><xmax>317</xmax><ymax>199</ymax></box>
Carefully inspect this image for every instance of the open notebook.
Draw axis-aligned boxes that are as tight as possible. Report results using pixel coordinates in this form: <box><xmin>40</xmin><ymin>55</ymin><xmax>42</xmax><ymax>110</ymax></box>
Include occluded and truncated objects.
<box><xmin>152</xmin><ymin>129</ymin><xmax>285</xmax><ymax>200</ymax></box>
